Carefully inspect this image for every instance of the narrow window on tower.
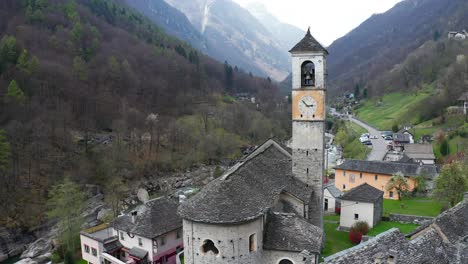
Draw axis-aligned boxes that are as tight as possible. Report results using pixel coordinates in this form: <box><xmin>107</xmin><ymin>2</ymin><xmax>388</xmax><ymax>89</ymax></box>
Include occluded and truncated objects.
<box><xmin>307</xmin><ymin>168</ymin><xmax>309</xmax><ymax>174</ymax></box>
<box><xmin>306</xmin><ymin>151</ymin><xmax>309</xmax><ymax>156</ymax></box>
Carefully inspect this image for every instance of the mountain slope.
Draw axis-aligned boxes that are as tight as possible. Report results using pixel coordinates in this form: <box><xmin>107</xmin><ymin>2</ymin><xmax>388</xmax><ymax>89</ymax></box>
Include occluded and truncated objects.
<box><xmin>164</xmin><ymin>0</ymin><xmax>290</xmax><ymax>81</ymax></box>
<box><xmin>119</xmin><ymin>0</ymin><xmax>207</xmax><ymax>52</ymax></box>
<box><xmin>327</xmin><ymin>0</ymin><xmax>468</xmax><ymax>94</ymax></box>
<box><xmin>0</xmin><ymin>0</ymin><xmax>289</xmax><ymax>228</ymax></box>
<box><xmin>246</xmin><ymin>2</ymin><xmax>304</xmax><ymax>52</ymax></box>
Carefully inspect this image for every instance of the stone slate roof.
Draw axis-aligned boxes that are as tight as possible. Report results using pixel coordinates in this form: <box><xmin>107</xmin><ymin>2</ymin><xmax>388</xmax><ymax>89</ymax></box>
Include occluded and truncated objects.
<box><xmin>104</xmin><ymin>239</ymin><xmax>123</xmax><ymax>253</ymax></box>
<box><xmin>178</xmin><ymin>140</ymin><xmax>314</xmax><ymax>224</ymax></box>
<box><xmin>112</xmin><ymin>197</ymin><xmax>182</xmax><ymax>239</ymax></box>
<box><xmin>393</xmin><ymin>133</ymin><xmax>411</xmax><ymax>142</ymax></box>
<box><xmin>129</xmin><ymin>247</ymin><xmax>148</xmax><ymax>259</ymax></box>
<box><xmin>289</xmin><ymin>28</ymin><xmax>328</xmax><ymax>54</ymax></box>
<box><xmin>433</xmin><ymin>195</ymin><xmax>468</xmax><ymax>244</ymax></box>
<box><xmin>404</xmin><ymin>144</ymin><xmax>436</xmax><ymax>160</ymax></box>
<box><xmin>340</xmin><ymin>183</ymin><xmax>383</xmax><ymax>203</ymax></box>
<box><xmin>458</xmin><ymin>91</ymin><xmax>468</xmax><ymax>101</ymax></box>
<box><xmin>324</xmin><ymin>183</ymin><xmax>343</xmax><ymax>198</ymax></box>
<box><xmin>334</xmin><ymin>159</ymin><xmax>438</xmax><ymax>178</ymax></box>
<box><xmin>325</xmin><ymin>194</ymin><xmax>468</xmax><ymax>264</ymax></box>
<box><xmin>263</xmin><ymin>212</ymin><xmax>323</xmax><ymax>254</ymax></box>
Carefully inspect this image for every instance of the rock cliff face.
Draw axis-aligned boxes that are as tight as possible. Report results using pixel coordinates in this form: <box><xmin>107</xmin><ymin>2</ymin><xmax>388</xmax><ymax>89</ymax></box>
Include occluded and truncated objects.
<box><xmin>119</xmin><ymin>0</ymin><xmax>207</xmax><ymax>52</ymax></box>
<box><xmin>245</xmin><ymin>2</ymin><xmax>305</xmax><ymax>52</ymax></box>
<box><xmin>146</xmin><ymin>0</ymin><xmax>291</xmax><ymax>80</ymax></box>
<box><xmin>0</xmin><ymin>228</ymin><xmax>35</xmax><ymax>263</ymax></box>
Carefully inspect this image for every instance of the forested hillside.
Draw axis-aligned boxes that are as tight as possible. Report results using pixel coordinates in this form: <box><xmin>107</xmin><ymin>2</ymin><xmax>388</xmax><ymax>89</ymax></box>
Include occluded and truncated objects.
<box><xmin>327</xmin><ymin>0</ymin><xmax>468</xmax><ymax>95</ymax></box>
<box><xmin>0</xmin><ymin>0</ymin><xmax>289</xmax><ymax>228</ymax></box>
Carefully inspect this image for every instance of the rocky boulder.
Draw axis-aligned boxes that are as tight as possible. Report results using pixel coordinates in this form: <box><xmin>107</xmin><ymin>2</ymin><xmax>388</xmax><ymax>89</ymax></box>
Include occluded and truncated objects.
<box><xmin>20</xmin><ymin>238</ymin><xmax>52</xmax><ymax>259</ymax></box>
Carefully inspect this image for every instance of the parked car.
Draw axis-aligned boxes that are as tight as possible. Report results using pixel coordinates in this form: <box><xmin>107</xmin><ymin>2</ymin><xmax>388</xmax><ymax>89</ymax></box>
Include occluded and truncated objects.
<box><xmin>384</xmin><ymin>135</ymin><xmax>393</xmax><ymax>141</ymax></box>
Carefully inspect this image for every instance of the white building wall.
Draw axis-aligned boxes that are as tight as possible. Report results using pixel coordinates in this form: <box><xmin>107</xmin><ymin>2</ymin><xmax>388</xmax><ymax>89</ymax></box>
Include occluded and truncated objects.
<box><xmin>291</xmin><ymin>52</ymin><xmax>326</xmax><ymax>90</ymax></box>
<box><xmin>80</xmin><ymin>234</ymin><xmax>103</xmax><ymax>264</ymax></box>
<box><xmin>115</xmin><ymin>229</ymin><xmax>155</xmax><ymax>261</ymax></box>
<box><xmin>153</xmin><ymin>229</ymin><xmax>183</xmax><ymax>264</ymax></box>
<box><xmin>323</xmin><ymin>189</ymin><xmax>336</xmax><ymax>212</ymax></box>
<box><xmin>339</xmin><ymin>200</ymin><xmax>375</xmax><ymax>228</ymax></box>
<box><xmin>183</xmin><ymin>218</ymin><xmax>264</xmax><ymax>264</ymax></box>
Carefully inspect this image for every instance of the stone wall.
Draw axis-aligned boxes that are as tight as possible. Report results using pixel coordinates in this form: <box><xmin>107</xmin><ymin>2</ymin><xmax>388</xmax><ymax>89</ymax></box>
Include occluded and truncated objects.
<box><xmin>389</xmin><ymin>214</ymin><xmax>434</xmax><ymax>224</ymax></box>
<box><xmin>183</xmin><ymin>218</ymin><xmax>264</xmax><ymax>264</ymax></box>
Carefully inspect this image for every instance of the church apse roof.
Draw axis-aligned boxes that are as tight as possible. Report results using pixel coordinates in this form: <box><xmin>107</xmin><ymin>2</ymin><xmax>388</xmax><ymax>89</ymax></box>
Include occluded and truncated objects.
<box><xmin>289</xmin><ymin>28</ymin><xmax>328</xmax><ymax>54</ymax></box>
<box><xmin>178</xmin><ymin>139</ymin><xmax>313</xmax><ymax>224</ymax></box>
<box><xmin>264</xmin><ymin>212</ymin><xmax>323</xmax><ymax>254</ymax></box>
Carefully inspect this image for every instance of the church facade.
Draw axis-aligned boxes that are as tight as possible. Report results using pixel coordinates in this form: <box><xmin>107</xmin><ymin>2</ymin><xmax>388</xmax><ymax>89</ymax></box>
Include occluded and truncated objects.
<box><xmin>178</xmin><ymin>30</ymin><xmax>328</xmax><ymax>264</ymax></box>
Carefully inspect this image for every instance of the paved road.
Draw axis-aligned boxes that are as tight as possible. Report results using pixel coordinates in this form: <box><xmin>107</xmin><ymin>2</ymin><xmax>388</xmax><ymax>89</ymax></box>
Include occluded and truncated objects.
<box><xmin>349</xmin><ymin>116</ymin><xmax>388</xmax><ymax>161</ymax></box>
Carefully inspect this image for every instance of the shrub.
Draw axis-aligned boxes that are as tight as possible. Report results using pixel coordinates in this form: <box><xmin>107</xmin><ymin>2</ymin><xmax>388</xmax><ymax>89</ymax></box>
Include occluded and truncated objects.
<box><xmin>335</xmin><ymin>207</ymin><xmax>341</xmax><ymax>215</ymax></box>
<box><xmin>351</xmin><ymin>221</ymin><xmax>370</xmax><ymax>235</ymax></box>
<box><xmin>349</xmin><ymin>229</ymin><xmax>363</xmax><ymax>244</ymax></box>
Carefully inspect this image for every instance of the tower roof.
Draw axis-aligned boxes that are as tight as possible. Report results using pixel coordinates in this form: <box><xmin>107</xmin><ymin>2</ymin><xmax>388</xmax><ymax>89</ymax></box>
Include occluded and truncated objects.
<box><xmin>289</xmin><ymin>28</ymin><xmax>328</xmax><ymax>54</ymax></box>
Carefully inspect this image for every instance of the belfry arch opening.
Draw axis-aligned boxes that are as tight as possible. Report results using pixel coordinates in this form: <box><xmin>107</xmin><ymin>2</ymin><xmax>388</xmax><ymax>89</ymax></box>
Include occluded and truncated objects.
<box><xmin>200</xmin><ymin>239</ymin><xmax>219</xmax><ymax>255</ymax></box>
<box><xmin>301</xmin><ymin>61</ymin><xmax>315</xmax><ymax>87</ymax></box>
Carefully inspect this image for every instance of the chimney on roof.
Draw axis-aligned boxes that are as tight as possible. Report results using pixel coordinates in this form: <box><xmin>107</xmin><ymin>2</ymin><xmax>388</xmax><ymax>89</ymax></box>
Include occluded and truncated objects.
<box><xmin>131</xmin><ymin>210</ymin><xmax>137</xmax><ymax>224</ymax></box>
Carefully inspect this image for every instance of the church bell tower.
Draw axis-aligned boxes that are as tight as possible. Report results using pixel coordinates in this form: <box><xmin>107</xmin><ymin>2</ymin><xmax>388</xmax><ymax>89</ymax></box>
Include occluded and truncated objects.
<box><xmin>289</xmin><ymin>28</ymin><xmax>328</xmax><ymax>228</ymax></box>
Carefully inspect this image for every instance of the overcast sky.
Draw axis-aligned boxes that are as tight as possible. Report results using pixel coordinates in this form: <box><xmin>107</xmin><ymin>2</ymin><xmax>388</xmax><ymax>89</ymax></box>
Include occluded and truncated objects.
<box><xmin>233</xmin><ymin>0</ymin><xmax>403</xmax><ymax>46</ymax></box>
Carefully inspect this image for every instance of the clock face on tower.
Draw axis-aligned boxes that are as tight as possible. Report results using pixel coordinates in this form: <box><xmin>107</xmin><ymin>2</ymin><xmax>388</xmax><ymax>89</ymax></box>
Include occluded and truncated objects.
<box><xmin>298</xmin><ymin>95</ymin><xmax>317</xmax><ymax>118</ymax></box>
<box><xmin>292</xmin><ymin>90</ymin><xmax>325</xmax><ymax>121</ymax></box>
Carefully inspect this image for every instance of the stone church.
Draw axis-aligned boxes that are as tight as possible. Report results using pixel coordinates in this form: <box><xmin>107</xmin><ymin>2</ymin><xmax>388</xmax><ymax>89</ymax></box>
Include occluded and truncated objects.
<box><xmin>178</xmin><ymin>29</ymin><xmax>328</xmax><ymax>264</ymax></box>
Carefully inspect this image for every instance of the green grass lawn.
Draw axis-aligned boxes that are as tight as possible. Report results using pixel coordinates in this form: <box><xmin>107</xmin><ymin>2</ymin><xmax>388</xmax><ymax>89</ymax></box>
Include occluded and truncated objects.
<box><xmin>341</xmin><ymin>122</ymin><xmax>372</xmax><ymax>160</ymax></box>
<box><xmin>383</xmin><ymin>198</ymin><xmax>442</xmax><ymax>217</ymax></box>
<box><xmin>324</xmin><ymin>214</ymin><xmax>340</xmax><ymax>221</ymax></box>
<box><xmin>355</xmin><ymin>90</ymin><xmax>432</xmax><ymax>130</ymax></box>
<box><xmin>367</xmin><ymin>221</ymin><xmax>419</xmax><ymax>236</ymax></box>
<box><xmin>322</xmin><ymin>222</ymin><xmax>354</xmax><ymax>258</ymax></box>
<box><xmin>77</xmin><ymin>259</ymin><xmax>87</xmax><ymax>264</ymax></box>
<box><xmin>321</xmin><ymin>219</ymin><xmax>420</xmax><ymax>260</ymax></box>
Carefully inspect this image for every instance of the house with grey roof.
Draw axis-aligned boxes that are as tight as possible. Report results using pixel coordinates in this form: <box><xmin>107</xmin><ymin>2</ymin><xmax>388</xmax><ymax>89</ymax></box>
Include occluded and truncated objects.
<box><xmin>339</xmin><ymin>183</ymin><xmax>383</xmax><ymax>229</ymax></box>
<box><xmin>324</xmin><ymin>183</ymin><xmax>343</xmax><ymax>213</ymax></box>
<box><xmin>458</xmin><ymin>91</ymin><xmax>468</xmax><ymax>114</ymax></box>
<box><xmin>80</xmin><ymin>197</ymin><xmax>183</xmax><ymax>264</ymax></box>
<box><xmin>334</xmin><ymin>159</ymin><xmax>439</xmax><ymax>199</ymax></box>
<box><xmin>325</xmin><ymin>192</ymin><xmax>468</xmax><ymax>264</ymax></box>
<box><xmin>404</xmin><ymin>144</ymin><xmax>436</xmax><ymax>165</ymax></box>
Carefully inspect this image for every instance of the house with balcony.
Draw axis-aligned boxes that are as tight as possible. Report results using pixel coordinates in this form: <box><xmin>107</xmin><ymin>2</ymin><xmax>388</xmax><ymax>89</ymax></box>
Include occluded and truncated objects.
<box><xmin>80</xmin><ymin>197</ymin><xmax>183</xmax><ymax>264</ymax></box>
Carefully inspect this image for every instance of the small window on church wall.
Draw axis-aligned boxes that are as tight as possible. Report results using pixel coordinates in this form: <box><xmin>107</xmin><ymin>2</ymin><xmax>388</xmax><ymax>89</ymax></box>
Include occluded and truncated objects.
<box><xmin>201</xmin><ymin>240</ymin><xmax>219</xmax><ymax>255</ymax></box>
<box><xmin>301</xmin><ymin>61</ymin><xmax>315</xmax><ymax>87</ymax></box>
<box><xmin>279</xmin><ymin>259</ymin><xmax>294</xmax><ymax>264</ymax></box>
<box><xmin>249</xmin><ymin>234</ymin><xmax>257</xmax><ymax>252</ymax></box>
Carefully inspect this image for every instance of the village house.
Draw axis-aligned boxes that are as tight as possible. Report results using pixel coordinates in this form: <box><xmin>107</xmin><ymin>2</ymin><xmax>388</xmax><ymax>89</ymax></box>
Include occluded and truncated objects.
<box><xmin>392</xmin><ymin>133</ymin><xmax>411</xmax><ymax>151</ymax></box>
<box><xmin>404</xmin><ymin>144</ymin><xmax>436</xmax><ymax>165</ymax></box>
<box><xmin>458</xmin><ymin>91</ymin><xmax>468</xmax><ymax>115</ymax></box>
<box><xmin>80</xmin><ymin>197</ymin><xmax>183</xmax><ymax>264</ymax></box>
<box><xmin>324</xmin><ymin>183</ymin><xmax>343</xmax><ymax>213</ymax></box>
<box><xmin>325</xmin><ymin>192</ymin><xmax>468</xmax><ymax>264</ymax></box>
<box><xmin>334</xmin><ymin>160</ymin><xmax>438</xmax><ymax>200</ymax></box>
<box><xmin>178</xmin><ymin>29</ymin><xmax>328</xmax><ymax>264</ymax></box>
<box><xmin>339</xmin><ymin>183</ymin><xmax>383</xmax><ymax>229</ymax></box>
<box><xmin>448</xmin><ymin>30</ymin><xmax>468</xmax><ymax>40</ymax></box>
